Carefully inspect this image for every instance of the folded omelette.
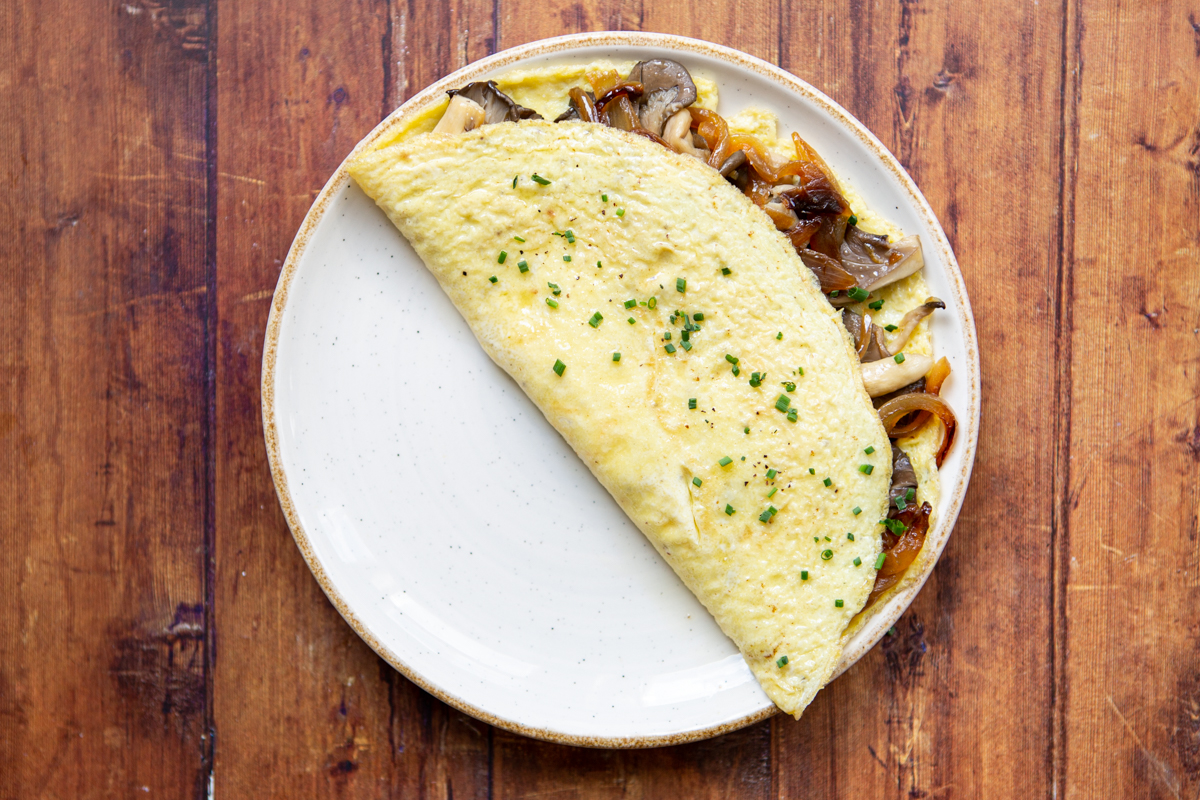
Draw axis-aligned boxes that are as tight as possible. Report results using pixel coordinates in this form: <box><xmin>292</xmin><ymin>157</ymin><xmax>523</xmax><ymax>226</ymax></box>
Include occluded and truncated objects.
<box><xmin>349</xmin><ymin>121</ymin><xmax>892</xmax><ymax>718</ymax></box>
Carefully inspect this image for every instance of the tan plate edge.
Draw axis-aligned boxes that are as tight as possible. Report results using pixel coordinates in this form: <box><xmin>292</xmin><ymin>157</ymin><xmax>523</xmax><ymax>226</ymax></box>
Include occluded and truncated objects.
<box><xmin>261</xmin><ymin>31</ymin><xmax>982</xmax><ymax>749</ymax></box>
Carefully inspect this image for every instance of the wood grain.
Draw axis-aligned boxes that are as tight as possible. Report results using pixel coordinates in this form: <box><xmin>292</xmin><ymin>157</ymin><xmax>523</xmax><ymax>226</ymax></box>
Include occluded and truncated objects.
<box><xmin>1062</xmin><ymin>2</ymin><xmax>1200</xmax><ymax>798</ymax></box>
<box><xmin>0</xmin><ymin>0</ymin><xmax>211</xmax><ymax>795</ymax></box>
<box><xmin>3</xmin><ymin>0</ymin><xmax>1200</xmax><ymax>797</ymax></box>
<box><xmin>209</xmin><ymin>1</ymin><xmax>440</xmax><ymax>796</ymax></box>
<box><xmin>774</xmin><ymin>1</ymin><xmax>1066</xmax><ymax>797</ymax></box>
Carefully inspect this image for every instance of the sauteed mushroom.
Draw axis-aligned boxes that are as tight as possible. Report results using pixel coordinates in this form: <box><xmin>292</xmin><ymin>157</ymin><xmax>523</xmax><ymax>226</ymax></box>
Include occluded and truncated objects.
<box><xmin>626</xmin><ymin>58</ymin><xmax>698</xmax><ymax>136</ymax></box>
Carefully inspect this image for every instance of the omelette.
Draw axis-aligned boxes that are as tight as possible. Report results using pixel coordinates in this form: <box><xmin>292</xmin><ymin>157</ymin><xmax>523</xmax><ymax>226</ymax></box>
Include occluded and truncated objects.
<box><xmin>348</xmin><ymin>62</ymin><xmax>952</xmax><ymax>718</ymax></box>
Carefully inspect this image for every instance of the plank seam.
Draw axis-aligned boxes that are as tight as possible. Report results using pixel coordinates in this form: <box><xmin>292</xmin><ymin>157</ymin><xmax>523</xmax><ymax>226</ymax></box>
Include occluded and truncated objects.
<box><xmin>201</xmin><ymin>0</ymin><xmax>219</xmax><ymax>795</ymax></box>
<box><xmin>1050</xmin><ymin>0</ymin><xmax>1081</xmax><ymax>796</ymax></box>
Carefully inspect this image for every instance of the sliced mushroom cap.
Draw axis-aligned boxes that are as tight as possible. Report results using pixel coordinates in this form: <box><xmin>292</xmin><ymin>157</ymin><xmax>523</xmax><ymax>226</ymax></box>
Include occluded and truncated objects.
<box><xmin>432</xmin><ymin>95</ymin><xmax>486</xmax><ymax>134</ymax></box>
<box><xmin>718</xmin><ymin>149</ymin><xmax>747</xmax><ymax>177</ymax></box>
<box><xmin>838</xmin><ymin>226</ymin><xmax>924</xmax><ymax>292</ymax></box>
<box><xmin>447</xmin><ymin>81</ymin><xmax>542</xmax><ymax>124</ymax></box>
<box><xmin>889</xmin><ymin>445</ymin><xmax>918</xmax><ymax>508</ymax></box>
<box><xmin>625</xmin><ymin>58</ymin><xmax>698</xmax><ymax>135</ymax></box>
<box><xmin>861</xmin><ymin>352</ymin><xmax>933</xmax><ymax>397</ymax></box>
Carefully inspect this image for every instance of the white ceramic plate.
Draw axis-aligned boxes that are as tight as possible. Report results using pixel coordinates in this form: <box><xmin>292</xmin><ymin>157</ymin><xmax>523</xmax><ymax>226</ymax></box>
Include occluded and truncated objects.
<box><xmin>263</xmin><ymin>32</ymin><xmax>980</xmax><ymax>747</ymax></box>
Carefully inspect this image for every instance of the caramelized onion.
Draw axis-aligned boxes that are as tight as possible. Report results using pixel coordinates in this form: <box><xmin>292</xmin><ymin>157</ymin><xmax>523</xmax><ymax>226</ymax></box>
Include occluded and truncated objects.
<box><xmin>596</xmin><ymin>81</ymin><xmax>644</xmax><ymax>108</ymax></box>
<box><xmin>689</xmin><ymin>108</ymin><xmax>732</xmax><ymax>171</ymax></box>
<box><xmin>868</xmin><ymin>501</ymin><xmax>931</xmax><ymax>604</ymax></box>
<box><xmin>925</xmin><ymin>356</ymin><xmax>951</xmax><ymax>396</ymax></box>
<box><xmin>568</xmin><ymin>87</ymin><xmax>600</xmax><ymax>124</ymax></box>
<box><xmin>585</xmin><ymin>68</ymin><xmax>619</xmax><ymax>96</ymax></box>
<box><xmin>877</xmin><ymin>392</ymin><xmax>958</xmax><ymax>466</ymax></box>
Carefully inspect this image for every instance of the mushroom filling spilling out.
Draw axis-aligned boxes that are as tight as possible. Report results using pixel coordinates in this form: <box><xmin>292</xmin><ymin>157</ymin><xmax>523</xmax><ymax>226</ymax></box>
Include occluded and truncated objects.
<box><xmin>430</xmin><ymin>60</ymin><xmax>959</xmax><ymax>607</ymax></box>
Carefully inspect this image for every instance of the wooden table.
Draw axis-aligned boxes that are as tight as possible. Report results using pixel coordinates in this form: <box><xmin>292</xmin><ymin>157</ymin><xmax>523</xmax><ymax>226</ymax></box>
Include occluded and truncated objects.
<box><xmin>3</xmin><ymin>1</ymin><xmax>1198</xmax><ymax>796</ymax></box>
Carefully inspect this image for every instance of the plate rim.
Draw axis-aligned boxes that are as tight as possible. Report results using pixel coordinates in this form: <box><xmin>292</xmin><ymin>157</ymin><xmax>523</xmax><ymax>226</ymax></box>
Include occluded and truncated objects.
<box><xmin>261</xmin><ymin>30</ymin><xmax>981</xmax><ymax>748</ymax></box>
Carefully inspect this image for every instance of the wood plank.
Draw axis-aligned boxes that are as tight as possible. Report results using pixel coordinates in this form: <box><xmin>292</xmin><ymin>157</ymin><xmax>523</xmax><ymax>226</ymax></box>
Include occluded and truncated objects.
<box><xmin>773</xmin><ymin>0</ymin><xmax>1064</xmax><ymax>796</ymax></box>
<box><xmin>0</xmin><ymin>0</ymin><xmax>212</xmax><ymax>796</ymax></box>
<box><xmin>1061</xmin><ymin>3</ymin><xmax>1200</xmax><ymax>797</ymax></box>
<box><xmin>211</xmin><ymin>1</ymin><xmax>488</xmax><ymax>796</ymax></box>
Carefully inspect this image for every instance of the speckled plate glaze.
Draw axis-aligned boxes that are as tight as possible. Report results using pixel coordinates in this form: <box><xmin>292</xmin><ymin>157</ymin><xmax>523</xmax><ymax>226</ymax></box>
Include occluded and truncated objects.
<box><xmin>263</xmin><ymin>32</ymin><xmax>980</xmax><ymax>748</ymax></box>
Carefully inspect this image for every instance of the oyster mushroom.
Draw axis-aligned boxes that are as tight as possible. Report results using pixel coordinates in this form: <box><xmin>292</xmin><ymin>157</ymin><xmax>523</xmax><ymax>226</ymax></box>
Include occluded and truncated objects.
<box><xmin>860</xmin><ymin>352</ymin><xmax>933</xmax><ymax>397</ymax></box>
<box><xmin>838</xmin><ymin>226</ymin><xmax>924</xmax><ymax>292</ymax></box>
<box><xmin>887</xmin><ymin>298</ymin><xmax>945</xmax><ymax>352</ymax></box>
<box><xmin>445</xmin><ymin>81</ymin><xmax>542</xmax><ymax>124</ymax></box>
<box><xmin>433</xmin><ymin>95</ymin><xmax>486</xmax><ymax>134</ymax></box>
<box><xmin>662</xmin><ymin>109</ymin><xmax>701</xmax><ymax>157</ymax></box>
<box><xmin>625</xmin><ymin>58</ymin><xmax>698</xmax><ymax>136</ymax></box>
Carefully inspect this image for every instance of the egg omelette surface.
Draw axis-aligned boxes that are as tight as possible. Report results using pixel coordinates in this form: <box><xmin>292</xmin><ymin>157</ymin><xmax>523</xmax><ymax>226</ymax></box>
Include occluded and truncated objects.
<box><xmin>349</xmin><ymin>120</ymin><xmax>894</xmax><ymax>718</ymax></box>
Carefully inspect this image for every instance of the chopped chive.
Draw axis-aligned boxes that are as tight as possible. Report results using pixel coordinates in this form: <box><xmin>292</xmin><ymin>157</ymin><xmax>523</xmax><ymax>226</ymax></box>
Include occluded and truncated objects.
<box><xmin>767</xmin><ymin>487</ymin><xmax>777</xmax><ymax>498</ymax></box>
<box><xmin>875</xmin><ymin>553</ymin><xmax>887</xmax><ymax>569</ymax></box>
<box><xmin>759</xmin><ymin>509</ymin><xmax>772</xmax><ymax>523</ymax></box>
<box><xmin>882</xmin><ymin>518</ymin><xmax>908</xmax><ymax>535</ymax></box>
<box><xmin>688</xmin><ymin>398</ymin><xmax>697</xmax><ymax>410</ymax></box>
<box><xmin>512</xmin><ymin>176</ymin><xmax>518</xmax><ymax>189</ymax></box>
<box><xmin>693</xmin><ymin>312</ymin><xmax>705</xmax><ymax>321</ymax></box>
<box><xmin>545</xmin><ymin>297</ymin><xmax>558</xmax><ymax>308</ymax></box>
<box><xmin>588</xmin><ymin>312</ymin><xmax>604</xmax><ymax>328</ymax></box>
<box><xmin>517</xmin><ymin>260</ymin><xmax>529</xmax><ymax>273</ymax></box>
<box><xmin>565</xmin><ymin>230</ymin><xmax>575</xmax><ymax>244</ymax></box>
<box><xmin>744</xmin><ymin>427</ymin><xmax>750</xmax><ymax>434</ymax></box>
<box><xmin>718</xmin><ymin>456</ymin><xmax>733</xmax><ymax>467</ymax></box>
<box><xmin>725</xmin><ymin>504</ymin><xmax>736</xmax><ymax>515</ymax></box>
<box><xmin>664</xmin><ymin>331</ymin><xmax>672</xmax><ymax>341</ymax></box>
<box><xmin>596</xmin><ymin>260</ymin><xmax>602</xmax><ymax>268</ymax></box>
<box><xmin>869</xmin><ymin>299</ymin><xmax>884</xmax><ymax>310</ymax></box>
<box><xmin>848</xmin><ymin>215</ymin><xmax>858</xmax><ymax>226</ymax></box>
<box><xmin>894</xmin><ymin>352</ymin><xmax>906</xmax><ymax>363</ymax></box>
<box><xmin>766</xmin><ymin>469</ymin><xmax>777</xmax><ymax>479</ymax></box>
<box><xmin>801</xmin><ymin>570</ymin><xmax>809</xmax><ymax>580</ymax></box>
<box><xmin>563</xmin><ymin>255</ymin><xmax>571</xmax><ymax>262</ymax></box>
<box><xmin>616</xmin><ymin>208</ymin><xmax>625</xmax><ymax>217</ymax></box>
<box><xmin>821</xmin><ymin>549</ymin><xmax>834</xmax><ymax>560</ymax></box>
<box><xmin>721</xmin><ymin>267</ymin><xmax>731</xmax><ymax>276</ymax></box>
<box><xmin>531</xmin><ymin>173</ymin><xmax>551</xmax><ymax>185</ymax></box>
<box><xmin>848</xmin><ymin>532</ymin><xmax>855</xmax><ymax>541</ymax></box>
<box><xmin>809</xmin><ymin>468</ymin><xmax>816</xmax><ymax>475</ymax></box>
<box><xmin>776</xmin><ymin>331</ymin><xmax>783</xmax><ymax>340</ymax></box>
<box><xmin>888</xmin><ymin>625</ymin><xmax>896</xmax><ymax>635</ymax></box>
<box><xmin>680</xmin><ymin>330</ymin><xmax>690</xmax><ymax>342</ymax></box>
<box><xmin>732</xmin><ymin>365</ymin><xmax>740</xmax><ymax>376</ymax></box>
<box><xmin>824</xmin><ymin>535</ymin><xmax>832</xmax><ymax>542</ymax></box>
<box><xmin>848</xmin><ymin>286</ymin><xmax>870</xmax><ymax>302</ymax></box>
<box><xmin>814</xmin><ymin>536</ymin><xmax>820</xmax><ymax>542</ymax></box>
<box><xmin>777</xmin><ymin>655</ymin><xmax>789</xmax><ymax>668</ymax></box>
<box><xmin>859</xmin><ymin>464</ymin><xmax>875</xmax><ymax>475</ymax></box>
<box><xmin>601</xmin><ymin>193</ymin><xmax>608</xmax><ymax>202</ymax></box>
<box><xmin>548</xmin><ymin>282</ymin><xmax>561</xmax><ymax>295</ymax></box>
<box><xmin>681</xmin><ymin>340</ymin><xmax>693</xmax><ymax>351</ymax></box>
<box><xmin>552</xmin><ymin>359</ymin><xmax>566</xmax><ymax>376</ymax></box>
<box><xmin>906</xmin><ymin>488</ymin><xmax>915</xmax><ymax>501</ymax></box>
<box><xmin>798</xmin><ymin>367</ymin><xmax>805</xmax><ymax>376</ymax></box>
<box><xmin>612</xmin><ymin>352</ymin><xmax>621</xmax><ymax>362</ymax></box>
<box><xmin>692</xmin><ymin>476</ymin><xmax>702</xmax><ymax>487</ymax></box>
<box><xmin>664</xmin><ymin>343</ymin><xmax>676</xmax><ymax>354</ymax></box>
<box><xmin>823</xmin><ymin>477</ymin><xmax>832</xmax><ymax>487</ymax></box>
<box><xmin>648</xmin><ymin>297</ymin><xmax>657</xmax><ymax>309</ymax></box>
<box><xmin>830</xmin><ymin>290</ymin><xmax>840</xmax><ymax>297</ymax></box>
<box><xmin>676</xmin><ymin>277</ymin><xmax>686</xmax><ymax>293</ymax></box>
<box><xmin>725</xmin><ymin>354</ymin><xmax>739</xmax><ymax>365</ymax></box>
<box><xmin>624</xmin><ymin>299</ymin><xmax>637</xmax><ymax>309</ymax></box>
<box><xmin>865</xmin><ymin>445</ymin><xmax>876</xmax><ymax>455</ymax></box>
<box><xmin>835</xmin><ymin>599</ymin><xmax>844</xmax><ymax>607</ymax></box>
<box><xmin>787</xmin><ymin>408</ymin><xmax>798</xmax><ymax>422</ymax></box>
<box><xmin>749</xmin><ymin>372</ymin><xmax>764</xmax><ymax>388</ymax></box>
<box><xmin>781</xmin><ymin>381</ymin><xmax>796</xmax><ymax>392</ymax></box>
<box><xmin>885</xmin><ymin>324</ymin><xmax>898</xmax><ymax>332</ymax></box>
<box><xmin>774</xmin><ymin>395</ymin><xmax>791</xmax><ymax>412</ymax></box>
<box><xmin>852</xmin><ymin>506</ymin><xmax>862</xmax><ymax>515</ymax></box>
<box><xmin>488</xmin><ymin>275</ymin><xmax>498</xmax><ymax>283</ymax></box>
<box><xmin>498</xmin><ymin>251</ymin><xmax>508</xmax><ymax>264</ymax></box>
<box><xmin>627</xmin><ymin>317</ymin><xmax>635</xmax><ymax>324</ymax></box>
<box><xmin>853</xmin><ymin>557</ymin><xmax>862</xmax><ymax>566</ymax></box>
